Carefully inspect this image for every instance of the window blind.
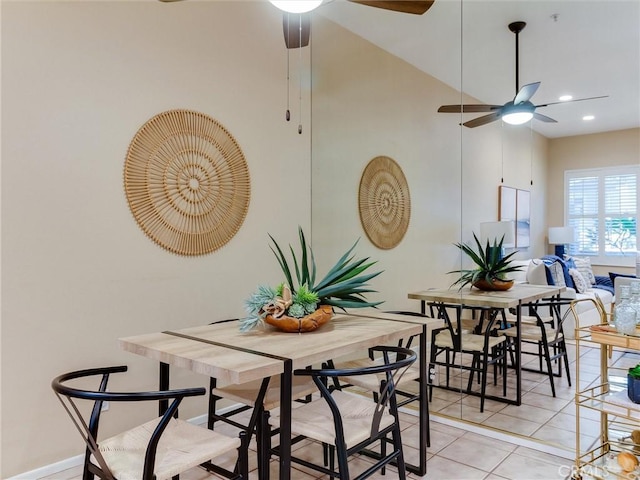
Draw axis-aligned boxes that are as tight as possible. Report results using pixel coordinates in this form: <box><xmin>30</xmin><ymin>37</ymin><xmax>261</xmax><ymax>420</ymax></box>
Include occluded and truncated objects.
<box><xmin>565</xmin><ymin>166</ymin><xmax>638</xmax><ymax>265</ymax></box>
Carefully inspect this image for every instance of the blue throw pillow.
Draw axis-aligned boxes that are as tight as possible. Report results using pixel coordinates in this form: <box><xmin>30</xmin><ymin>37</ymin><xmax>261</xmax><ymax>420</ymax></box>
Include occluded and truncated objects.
<box><xmin>542</xmin><ymin>255</ymin><xmax>575</xmax><ymax>290</ymax></box>
<box><xmin>609</xmin><ymin>271</ymin><xmax>637</xmax><ymax>285</ymax></box>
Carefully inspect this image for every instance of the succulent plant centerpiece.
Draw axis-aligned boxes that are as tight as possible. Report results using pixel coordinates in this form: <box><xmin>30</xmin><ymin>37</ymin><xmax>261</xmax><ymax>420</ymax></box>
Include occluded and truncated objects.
<box><xmin>449</xmin><ymin>233</ymin><xmax>522</xmax><ymax>291</ymax></box>
<box><xmin>240</xmin><ymin>227</ymin><xmax>383</xmax><ymax>332</ymax></box>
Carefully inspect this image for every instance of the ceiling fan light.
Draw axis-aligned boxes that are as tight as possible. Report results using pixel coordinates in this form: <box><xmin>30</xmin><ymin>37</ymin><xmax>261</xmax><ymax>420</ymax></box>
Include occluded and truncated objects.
<box><xmin>269</xmin><ymin>1</ymin><xmax>322</xmax><ymax>13</ymax></box>
<box><xmin>502</xmin><ymin>111</ymin><xmax>534</xmax><ymax>125</ymax></box>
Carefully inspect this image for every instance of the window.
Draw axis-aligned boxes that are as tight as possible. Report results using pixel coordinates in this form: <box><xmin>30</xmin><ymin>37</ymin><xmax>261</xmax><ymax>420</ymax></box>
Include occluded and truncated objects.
<box><xmin>565</xmin><ymin>165</ymin><xmax>639</xmax><ymax>266</ymax></box>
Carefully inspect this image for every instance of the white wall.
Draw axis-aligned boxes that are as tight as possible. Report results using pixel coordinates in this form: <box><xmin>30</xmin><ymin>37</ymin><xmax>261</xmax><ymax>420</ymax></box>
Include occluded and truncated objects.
<box><xmin>1</xmin><ymin>1</ymin><xmax>313</xmax><ymax>476</ymax></box>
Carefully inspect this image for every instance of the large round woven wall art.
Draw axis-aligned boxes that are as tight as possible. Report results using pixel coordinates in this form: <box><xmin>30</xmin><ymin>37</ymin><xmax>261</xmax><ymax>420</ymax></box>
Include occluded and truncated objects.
<box><xmin>358</xmin><ymin>156</ymin><xmax>410</xmax><ymax>250</ymax></box>
<box><xmin>124</xmin><ymin>109</ymin><xmax>250</xmax><ymax>256</ymax></box>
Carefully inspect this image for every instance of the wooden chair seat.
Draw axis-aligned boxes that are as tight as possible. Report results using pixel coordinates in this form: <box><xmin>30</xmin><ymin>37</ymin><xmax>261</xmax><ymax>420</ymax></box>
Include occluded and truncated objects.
<box><xmin>213</xmin><ymin>375</ymin><xmax>318</xmax><ymax>412</ymax></box>
<box><xmin>434</xmin><ymin>330</ymin><xmax>506</xmax><ymax>351</ymax></box>
<box><xmin>271</xmin><ymin>389</ymin><xmax>395</xmax><ymax>448</ymax></box>
<box><xmin>335</xmin><ymin>357</ymin><xmax>420</xmax><ymax>391</ymax></box>
<box><xmin>502</xmin><ymin>324</ymin><xmax>562</xmax><ymax>341</ymax></box>
<box><xmin>96</xmin><ymin>417</ymin><xmax>241</xmax><ymax>480</ymax></box>
<box><xmin>504</xmin><ymin>312</ymin><xmax>553</xmax><ymax>325</ymax></box>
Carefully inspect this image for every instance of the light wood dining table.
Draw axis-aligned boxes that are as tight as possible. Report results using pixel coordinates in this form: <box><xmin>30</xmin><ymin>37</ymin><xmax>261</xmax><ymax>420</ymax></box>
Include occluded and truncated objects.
<box><xmin>408</xmin><ymin>283</ymin><xmax>565</xmax><ymax>405</ymax></box>
<box><xmin>120</xmin><ymin>311</ymin><xmax>438</xmax><ymax>479</ymax></box>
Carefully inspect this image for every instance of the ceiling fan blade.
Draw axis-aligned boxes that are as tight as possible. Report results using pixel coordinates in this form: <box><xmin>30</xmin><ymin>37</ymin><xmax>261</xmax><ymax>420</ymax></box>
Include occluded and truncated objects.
<box><xmin>347</xmin><ymin>0</ymin><xmax>435</xmax><ymax>15</ymax></box>
<box><xmin>513</xmin><ymin>82</ymin><xmax>540</xmax><ymax>105</ymax></box>
<box><xmin>438</xmin><ymin>104</ymin><xmax>502</xmax><ymax>113</ymax></box>
<box><xmin>533</xmin><ymin>112</ymin><xmax>557</xmax><ymax>123</ymax></box>
<box><xmin>282</xmin><ymin>13</ymin><xmax>311</xmax><ymax>49</ymax></box>
<box><xmin>536</xmin><ymin>95</ymin><xmax>609</xmax><ymax>108</ymax></box>
<box><xmin>462</xmin><ymin>111</ymin><xmax>502</xmax><ymax>128</ymax></box>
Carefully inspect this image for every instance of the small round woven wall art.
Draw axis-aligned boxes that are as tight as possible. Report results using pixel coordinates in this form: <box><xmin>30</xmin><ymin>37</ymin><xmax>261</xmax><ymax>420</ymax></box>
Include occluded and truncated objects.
<box><xmin>124</xmin><ymin>109</ymin><xmax>250</xmax><ymax>256</ymax></box>
<box><xmin>358</xmin><ymin>156</ymin><xmax>410</xmax><ymax>250</ymax></box>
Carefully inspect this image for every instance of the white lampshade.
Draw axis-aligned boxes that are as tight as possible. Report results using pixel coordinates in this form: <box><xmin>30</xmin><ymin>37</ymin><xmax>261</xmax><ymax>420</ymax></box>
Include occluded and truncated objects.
<box><xmin>269</xmin><ymin>1</ymin><xmax>322</xmax><ymax>13</ymax></box>
<box><xmin>548</xmin><ymin>226</ymin><xmax>575</xmax><ymax>245</ymax></box>
<box><xmin>480</xmin><ymin>221</ymin><xmax>515</xmax><ymax>248</ymax></box>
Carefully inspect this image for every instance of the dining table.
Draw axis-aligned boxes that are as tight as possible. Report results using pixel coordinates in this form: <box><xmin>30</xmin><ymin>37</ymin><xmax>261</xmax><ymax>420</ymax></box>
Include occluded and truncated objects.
<box><xmin>119</xmin><ymin>311</ymin><xmax>440</xmax><ymax>479</ymax></box>
<box><xmin>408</xmin><ymin>283</ymin><xmax>565</xmax><ymax>406</ymax></box>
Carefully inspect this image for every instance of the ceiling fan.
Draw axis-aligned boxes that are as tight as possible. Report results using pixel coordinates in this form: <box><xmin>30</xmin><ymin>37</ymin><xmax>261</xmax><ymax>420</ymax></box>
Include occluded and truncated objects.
<box><xmin>277</xmin><ymin>1</ymin><xmax>435</xmax><ymax>49</ymax></box>
<box><xmin>438</xmin><ymin>21</ymin><xmax>608</xmax><ymax>128</ymax></box>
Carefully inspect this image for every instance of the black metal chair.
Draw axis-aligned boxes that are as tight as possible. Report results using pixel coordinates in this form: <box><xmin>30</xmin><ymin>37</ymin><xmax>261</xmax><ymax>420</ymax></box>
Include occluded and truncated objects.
<box><xmin>269</xmin><ymin>345</ymin><xmax>417</xmax><ymax>479</ymax></box>
<box><xmin>502</xmin><ymin>300</ymin><xmax>572</xmax><ymax>397</ymax></box>
<box><xmin>52</xmin><ymin>365</ymin><xmax>248</xmax><ymax>480</ymax></box>
<box><xmin>330</xmin><ymin>311</ymin><xmax>429</xmax><ymax>443</ymax></box>
<box><xmin>429</xmin><ymin>303</ymin><xmax>508</xmax><ymax>412</ymax></box>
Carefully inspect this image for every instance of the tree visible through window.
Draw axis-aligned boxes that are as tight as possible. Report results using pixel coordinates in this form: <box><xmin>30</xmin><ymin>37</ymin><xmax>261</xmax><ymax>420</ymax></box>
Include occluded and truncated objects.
<box><xmin>565</xmin><ymin>166</ymin><xmax>638</xmax><ymax>265</ymax></box>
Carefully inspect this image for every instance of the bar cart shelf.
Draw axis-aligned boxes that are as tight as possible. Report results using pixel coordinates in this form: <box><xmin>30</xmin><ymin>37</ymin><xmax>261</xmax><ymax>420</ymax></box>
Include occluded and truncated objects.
<box><xmin>573</xmin><ymin>321</ymin><xmax>640</xmax><ymax>480</ymax></box>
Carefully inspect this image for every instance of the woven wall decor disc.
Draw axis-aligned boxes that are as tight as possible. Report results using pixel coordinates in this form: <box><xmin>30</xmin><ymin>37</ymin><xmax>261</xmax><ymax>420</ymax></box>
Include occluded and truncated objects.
<box><xmin>124</xmin><ymin>109</ymin><xmax>250</xmax><ymax>256</ymax></box>
<box><xmin>358</xmin><ymin>156</ymin><xmax>410</xmax><ymax>250</ymax></box>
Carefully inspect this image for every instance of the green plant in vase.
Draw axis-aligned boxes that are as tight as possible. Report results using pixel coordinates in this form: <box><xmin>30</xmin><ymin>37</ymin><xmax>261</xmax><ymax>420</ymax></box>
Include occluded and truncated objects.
<box><xmin>449</xmin><ymin>233</ymin><xmax>522</xmax><ymax>291</ymax></box>
<box><xmin>240</xmin><ymin>227</ymin><xmax>383</xmax><ymax>332</ymax></box>
<box><xmin>628</xmin><ymin>364</ymin><xmax>640</xmax><ymax>404</ymax></box>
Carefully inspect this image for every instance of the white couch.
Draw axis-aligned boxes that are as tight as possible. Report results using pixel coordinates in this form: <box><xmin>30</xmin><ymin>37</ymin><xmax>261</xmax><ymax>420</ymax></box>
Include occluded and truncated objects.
<box><xmin>509</xmin><ymin>258</ymin><xmax>613</xmax><ymax>339</ymax></box>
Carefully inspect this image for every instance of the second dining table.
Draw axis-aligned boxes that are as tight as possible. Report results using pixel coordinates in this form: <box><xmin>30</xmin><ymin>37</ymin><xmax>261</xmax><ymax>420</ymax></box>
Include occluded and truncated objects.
<box><xmin>120</xmin><ymin>311</ymin><xmax>439</xmax><ymax>479</ymax></box>
<box><xmin>408</xmin><ymin>283</ymin><xmax>566</xmax><ymax>406</ymax></box>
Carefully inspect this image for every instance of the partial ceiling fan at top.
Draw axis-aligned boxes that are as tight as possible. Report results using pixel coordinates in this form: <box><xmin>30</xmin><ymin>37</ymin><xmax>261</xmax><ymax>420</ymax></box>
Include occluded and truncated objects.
<box><xmin>438</xmin><ymin>21</ymin><xmax>608</xmax><ymax>128</ymax></box>
<box><xmin>272</xmin><ymin>0</ymin><xmax>435</xmax><ymax>49</ymax></box>
<box><xmin>158</xmin><ymin>1</ymin><xmax>435</xmax><ymax>49</ymax></box>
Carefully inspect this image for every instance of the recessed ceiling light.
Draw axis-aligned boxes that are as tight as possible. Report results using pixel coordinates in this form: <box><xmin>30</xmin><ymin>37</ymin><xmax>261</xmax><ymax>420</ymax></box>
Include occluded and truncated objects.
<box><xmin>583</xmin><ymin>115</ymin><xmax>595</xmax><ymax>121</ymax></box>
<box><xmin>559</xmin><ymin>95</ymin><xmax>573</xmax><ymax>101</ymax></box>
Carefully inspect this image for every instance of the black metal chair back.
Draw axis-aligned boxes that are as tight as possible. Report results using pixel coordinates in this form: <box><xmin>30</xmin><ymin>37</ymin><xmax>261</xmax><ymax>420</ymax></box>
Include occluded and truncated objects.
<box><xmin>52</xmin><ymin>365</ymin><xmax>247</xmax><ymax>480</ymax></box>
<box><xmin>293</xmin><ymin>345</ymin><xmax>417</xmax><ymax>479</ymax></box>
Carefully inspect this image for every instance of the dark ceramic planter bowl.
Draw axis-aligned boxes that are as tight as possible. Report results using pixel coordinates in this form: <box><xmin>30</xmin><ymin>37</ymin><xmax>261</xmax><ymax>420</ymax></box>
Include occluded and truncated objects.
<box><xmin>472</xmin><ymin>278</ymin><xmax>514</xmax><ymax>291</ymax></box>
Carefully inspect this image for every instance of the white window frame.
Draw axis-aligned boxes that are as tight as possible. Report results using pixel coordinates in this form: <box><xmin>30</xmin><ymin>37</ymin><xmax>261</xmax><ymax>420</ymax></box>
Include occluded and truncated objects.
<box><xmin>564</xmin><ymin>164</ymin><xmax>639</xmax><ymax>267</ymax></box>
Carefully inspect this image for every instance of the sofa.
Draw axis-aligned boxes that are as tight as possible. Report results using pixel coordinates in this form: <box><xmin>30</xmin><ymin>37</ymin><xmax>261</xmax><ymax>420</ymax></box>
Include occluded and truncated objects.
<box><xmin>509</xmin><ymin>255</ymin><xmax>614</xmax><ymax>339</ymax></box>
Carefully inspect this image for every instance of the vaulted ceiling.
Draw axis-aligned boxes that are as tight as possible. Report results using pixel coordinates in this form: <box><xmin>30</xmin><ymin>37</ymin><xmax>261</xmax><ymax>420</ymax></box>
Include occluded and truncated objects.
<box><xmin>318</xmin><ymin>0</ymin><xmax>640</xmax><ymax>139</ymax></box>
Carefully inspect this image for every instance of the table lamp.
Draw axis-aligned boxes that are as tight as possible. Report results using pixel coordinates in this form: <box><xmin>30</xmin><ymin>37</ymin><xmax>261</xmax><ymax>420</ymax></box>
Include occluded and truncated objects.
<box><xmin>548</xmin><ymin>226</ymin><xmax>575</xmax><ymax>257</ymax></box>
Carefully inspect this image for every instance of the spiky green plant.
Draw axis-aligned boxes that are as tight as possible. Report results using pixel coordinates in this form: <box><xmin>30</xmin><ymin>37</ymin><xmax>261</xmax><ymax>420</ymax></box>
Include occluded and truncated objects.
<box><xmin>629</xmin><ymin>364</ymin><xmax>640</xmax><ymax>379</ymax></box>
<box><xmin>448</xmin><ymin>233</ymin><xmax>522</xmax><ymax>290</ymax></box>
<box><xmin>239</xmin><ymin>227</ymin><xmax>383</xmax><ymax>331</ymax></box>
<box><xmin>269</xmin><ymin>227</ymin><xmax>383</xmax><ymax>310</ymax></box>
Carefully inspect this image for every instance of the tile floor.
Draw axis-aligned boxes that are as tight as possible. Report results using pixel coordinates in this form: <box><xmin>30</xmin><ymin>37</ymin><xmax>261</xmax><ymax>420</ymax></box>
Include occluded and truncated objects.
<box><xmin>41</xmin><ymin>410</ymin><xmax>576</xmax><ymax>480</ymax></box>
<box><xmin>41</xmin><ymin>340</ymin><xmax>640</xmax><ymax>480</ymax></box>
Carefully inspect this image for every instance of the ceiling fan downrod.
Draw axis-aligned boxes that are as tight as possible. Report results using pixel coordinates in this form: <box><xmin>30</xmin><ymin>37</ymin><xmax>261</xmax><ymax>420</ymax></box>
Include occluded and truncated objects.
<box><xmin>508</xmin><ymin>21</ymin><xmax>526</xmax><ymax>94</ymax></box>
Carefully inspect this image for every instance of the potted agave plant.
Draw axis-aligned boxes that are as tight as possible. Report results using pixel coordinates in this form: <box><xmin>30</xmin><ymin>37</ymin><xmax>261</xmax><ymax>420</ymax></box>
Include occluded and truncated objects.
<box><xmin>240</xmin><ymin>227</ymin><xmax>383</xmax><ymax>333</ymax></box>
<box><xmin>449</xmin><ymin>233</ymin><xmax>522</xmax><ymax>291</ymax></box>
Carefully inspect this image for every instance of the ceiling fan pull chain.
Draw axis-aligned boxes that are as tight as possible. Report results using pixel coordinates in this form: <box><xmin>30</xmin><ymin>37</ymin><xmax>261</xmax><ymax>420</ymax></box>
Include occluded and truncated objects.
<box><xmin>529</xmin><ymin>124</ymin><xmax>534</xmax><ymax>185</ymax></box>
<box><xmin>286</xmin><ymin>14</ymin><xmax>291</xmax><ymax>122</ymax></box>
<box><xmin>298</xmin><ymin>13</ymin><xmax>303</xmax><ymax>134</ymax></box>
